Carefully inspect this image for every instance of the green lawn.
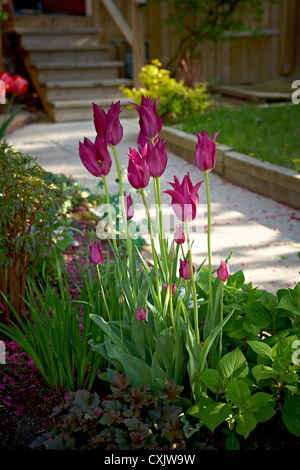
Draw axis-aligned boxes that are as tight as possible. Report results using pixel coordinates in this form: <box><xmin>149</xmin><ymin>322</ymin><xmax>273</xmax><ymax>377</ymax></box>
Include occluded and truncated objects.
<box><xmin>172</xmin><ymin>103</ymin><xmax>300</xmax><ymax>172</ymax></box>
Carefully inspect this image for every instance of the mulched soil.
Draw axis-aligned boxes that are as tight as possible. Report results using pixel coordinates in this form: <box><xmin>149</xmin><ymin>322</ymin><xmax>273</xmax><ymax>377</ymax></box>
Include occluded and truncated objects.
<box><xmin>1</xmin><ymin>214</ymin><xmax>300</xmax><ymax>452</ymax></box>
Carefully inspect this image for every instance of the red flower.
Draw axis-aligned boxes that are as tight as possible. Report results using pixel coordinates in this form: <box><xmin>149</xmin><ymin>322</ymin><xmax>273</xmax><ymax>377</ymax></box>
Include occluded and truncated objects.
<box><xmin>174</xmin><ymin>225</ymin><xmax>186</xmax><ymax>245</ymax></box>
<box><xmin>93</xmin><ymin>101</ymin><xmax>123</xmax><ymax>147</ymax></box>
<box><xmin>164</xmin><ymin>172</ymin><xmax>204</xmax><ymax>222</ymax></box>
<box><xmin>179</xmin><ymin>259</ymin><xmax>195</xmax><ymax>280</ymax></box>
<box><xmin>136</xmin><ymin>306</ymin><xmax>147</xmax><ymax>321</ymax></box>
<box><xmin>217</xmin><ymin>259</ymin><xmax>230</xmax><ymax>282</ymax></box>
<box><xmin>10</xmin><ymin>75</ymin><xmax>28</xmax><ymax>95</ymax></box>
<box><xmin>0</xmin><ymin>72</ymin><xmax>13</xmax><ymax>92</ymax></box>
<box><xmin>79</xmin><ymin>136</ymin><xmax>112</xmax><ymax>177</ymax></box>
<box><xmin>88</xmin><ymin>240</ymin><xmax>103</xmax><ymax>265</ymax></box>
<box><xmin>195</xmin><ymin>129</ymin><xmax>220</xmax><ymax>173</ymax></box>
<box><xmin>130</xmin><ymin>95</ymin><xmax>162</xmax><ymax>140</ymax></box>
<box><xmin>127</xmin><ymin>145</ymin><xmax>150</xmax><ymax>189</ymax></box>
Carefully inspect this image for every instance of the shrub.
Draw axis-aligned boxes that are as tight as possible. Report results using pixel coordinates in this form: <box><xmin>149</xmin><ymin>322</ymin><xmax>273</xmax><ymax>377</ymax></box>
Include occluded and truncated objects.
<box><xmin>0</xmin><ymin>144</ymin><xmax>64</xmax><ymax>319</ymax></box>
<box><xmin>120</xmin><ymin>59</ymin><xmax>210</xmax><ymax>121</ymax></box>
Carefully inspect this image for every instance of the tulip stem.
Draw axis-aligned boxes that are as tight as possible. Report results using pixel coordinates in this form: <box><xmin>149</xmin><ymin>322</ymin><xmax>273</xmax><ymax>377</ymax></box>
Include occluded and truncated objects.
<box><xmin>153</xmin><ymin>177</ymin><xmax>167</xmax><ymax>273</ymax></box>
<box><xmin>102</xmin><ymin>175</ymin><xmax>117</xmax><ymax>251</ymax></box>
<box><xmin>111</xmin><ymin>145</ymin><xmax>133</xmax><ymax>278</ymax></box>
<box><xmin>186</xmin><ymin>222</ymin><xmax>200</xmax><ymax>345</ymax></box>
<box><xmin>169</xmin><ymin>259</ymin><xmax>176</xmax><ymax>337</ymax></box>
<box><xmin>205</xmin><ymin>172</ymin><xmax>213</xmax><ymax>319</ymax></box>
<box><xmin>96</xmin><ymin>264</ymin><xmax>110</xmax><ymax>321</ymax></box>
<box><xmin>140</xmin><ymin>189</ymin><xmax>161</xmax><ymax>305</ymax></box>
<box><xmin>219</xmin><ymin>281</ymin><xmax>224</xmax><ymax>360</ymax></box>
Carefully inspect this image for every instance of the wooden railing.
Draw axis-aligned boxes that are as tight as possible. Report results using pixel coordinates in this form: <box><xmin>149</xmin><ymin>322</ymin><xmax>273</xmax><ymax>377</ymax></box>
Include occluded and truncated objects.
<box><xmin>101</xmin><ymin>0</ymin><xmax>146</xmax><ymax>87</ymax></box>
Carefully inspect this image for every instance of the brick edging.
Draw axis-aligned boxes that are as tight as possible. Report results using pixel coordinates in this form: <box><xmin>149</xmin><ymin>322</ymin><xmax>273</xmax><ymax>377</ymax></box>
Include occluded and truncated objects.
<box><xmin>161</xmin><ymin>126</ymin><xmax>300</xmax><ymax>210</ymax></box>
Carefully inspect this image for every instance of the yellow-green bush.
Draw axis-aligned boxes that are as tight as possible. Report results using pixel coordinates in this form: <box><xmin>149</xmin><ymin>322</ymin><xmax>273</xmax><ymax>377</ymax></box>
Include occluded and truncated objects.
<box><xmin>120</xmin><ymin>59</ymin><xmax>211</xmax><ymax>121</ymax></box>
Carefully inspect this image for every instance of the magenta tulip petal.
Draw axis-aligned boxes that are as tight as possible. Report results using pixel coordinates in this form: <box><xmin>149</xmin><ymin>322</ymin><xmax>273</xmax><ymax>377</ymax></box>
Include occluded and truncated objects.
<box><xmin>79</xmin><ymin>139</ymin><xmax>102</xmax><ymax>177</ymax></box>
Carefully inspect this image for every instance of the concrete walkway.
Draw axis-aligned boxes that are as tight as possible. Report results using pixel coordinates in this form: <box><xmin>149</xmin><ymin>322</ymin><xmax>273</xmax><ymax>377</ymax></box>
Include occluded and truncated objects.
<box><xmin>7</xmin><ymin>116</ymin><xmax>300</xmax><ymax>294</ymax></box>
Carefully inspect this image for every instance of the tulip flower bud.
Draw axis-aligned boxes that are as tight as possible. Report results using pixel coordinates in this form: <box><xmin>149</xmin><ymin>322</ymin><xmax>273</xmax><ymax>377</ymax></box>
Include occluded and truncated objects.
<box><xmin>118</xmin><ymin>293</ymin><xmax>125</xmax><ymax>304</ymax></box>
<box><xmin>136</xmin><ymin>306</ymin><xmax>147</xmax><ymax>321</ymax></box>
<box><xmin>195</xmin><ymin>129</ymin><xmax>220</xmax><ymax>173</ymax></box>
<box><xmin>179</xmin><ymin>259</ymin><xmax>195</xmax><ymax>280</ymax></box>
<box><xmin>168</xmin><ymin>240</ymin><xmax>176</xmax><ymax>261</ymax></box>
<box><xmin>88</xmin><ymin>240</ymin><xmax>103</xmax><ymax>265</ymax></box>
<box><xmin>163</xmin><ymin>283</ymin><xmax>176</xmax><ymax>295</ymax></box>
<box><xmin>174</xmin><ymin>225</ymin><xmax>185</xmax><ymax>245</ymax></box>
<box><xmin>217</xmin><ymin>259</ymin><xmax>230</xmax><ymax>282</ymax></box>
<box><xmin>124</xmin><ymin>193</ymin><xmax>134</xmax><ymax>221</ymax></box>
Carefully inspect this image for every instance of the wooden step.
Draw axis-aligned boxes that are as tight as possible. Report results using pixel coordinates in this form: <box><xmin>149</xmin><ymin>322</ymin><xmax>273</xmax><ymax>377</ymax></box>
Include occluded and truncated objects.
<box><xmin>14</xmin><ymin>15</ymin><xmax>94</xmax><ymax>30</ymax></box>
<box><xmin>45</xmin><ymin>78</ymin><xmax>133</xmax><ymax>101</ymax></box>
<box><xmin>49</xmin><ymin>98</ymin><xmax>133</xmax><ymax>122</ymax></box>
<box><xmin>28</xmin><ymin>46</ymin><xmax>112</xmax><ymax>65</ymax></box>
<box><xmin>19</xmin><ymin>29</ymin><xmax>104</xmax><ymax>50</ymax></box>
<box><xmin>35</xmin><ymin>61</ymin><xmax>124</xmax><ymax>82</ymax></box>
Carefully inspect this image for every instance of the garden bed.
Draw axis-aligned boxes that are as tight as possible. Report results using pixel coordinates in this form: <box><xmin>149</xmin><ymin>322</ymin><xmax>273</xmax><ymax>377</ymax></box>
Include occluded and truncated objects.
<box><xmin>161</xmin><ymin>124</ymin><xmax>300</xmax><ymax>210</ymax></box>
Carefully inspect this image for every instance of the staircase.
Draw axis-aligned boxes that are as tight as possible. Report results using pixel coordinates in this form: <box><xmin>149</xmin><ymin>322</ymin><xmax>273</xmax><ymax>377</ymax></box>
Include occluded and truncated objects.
<box><xmin>14</xmin><ymin>16</ymin><xmax>133</xmax><ymax>122</ymax></box>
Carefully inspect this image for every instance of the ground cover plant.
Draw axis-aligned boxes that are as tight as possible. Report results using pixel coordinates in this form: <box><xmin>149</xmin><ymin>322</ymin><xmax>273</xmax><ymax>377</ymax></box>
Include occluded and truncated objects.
<box><xmin>0</xmin><ymin>96</ymin><xmax>300</xmax><ymax>451</ymax></box>
<box><xmin>173</xmin><ymin>103</ymin><xmax>300</xmax><ymax>172</ymax></box>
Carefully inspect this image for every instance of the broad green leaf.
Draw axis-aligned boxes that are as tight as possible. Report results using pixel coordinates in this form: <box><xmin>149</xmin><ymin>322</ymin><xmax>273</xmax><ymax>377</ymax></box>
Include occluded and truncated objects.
<box><xmin>244</xmin><ymin>303</ymin><xmax>271</xmax><ymax>328</ymax></box>
<box><xmin>281</xmin><ymin>396</ymin><xmax>300</xmax><ymax>437</ymax></box>
<box><xmin>201</xmin><ymin>402</ymin><xmax>232</xmax><ymax>433</ymax></box>
<box><xmin>252</xmin><ymin>364</ymin><xmax>277</xmax><ymax>382</ymax></box>
<box><xmin>226</xmin><ymin>379</ymin><xmax>251</xmax><ymax>409</ymax></box>
<box><xmin>224</xmin><ymin>431</ymin><xmax>240</xmax><ymax>450</ymax></box>
<box><xmin>217</xmin><ymin>348</ymin><xmax>248</xmax><ymax>383</ymax></box>
<box><xmin>247</xmin><ymin>340</ymin><xmax>273</xmax><ymax>361</ymax></box>
<box><xmin>186</xmin><ymin>396</ymin><xmax>214</xmax><ymax>418</ymax></box>
<box><xmin>199</xmin><ymin>369</ymin><xmax>223</xmax><ymax>394</ymax></box>
<box><xmin>227</xmin><ymin>270</ymin><xmax>245</xmax><ymax>289</ymax></box>
<box><xmin>278</xmin><ymin>295</ymin><xmax>300</xmax><ymax>317</ymax></box>
<box><xmin>105</xmin><ymin>339</ymin><xmax>152</xmax><ymax>388</ymax></box>
<box><xmin>236</xmin><ymin>411</ymin><xmax>257</xmax><ymax>439</ymax></box>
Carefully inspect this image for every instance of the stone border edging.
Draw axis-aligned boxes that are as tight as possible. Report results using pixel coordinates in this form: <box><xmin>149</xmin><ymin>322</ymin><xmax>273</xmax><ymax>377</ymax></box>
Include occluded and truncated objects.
<box><xmin>161</xmin><ymin>125</ymin><xmax>300</xmax><ymax>210</ymax></box>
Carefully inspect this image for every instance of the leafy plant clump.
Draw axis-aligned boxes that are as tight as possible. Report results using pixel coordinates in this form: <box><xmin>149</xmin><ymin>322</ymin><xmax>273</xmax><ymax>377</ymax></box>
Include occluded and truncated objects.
<box><xmin>30</xmin><ymin>373</ymin><xmax>187</xmax><ymax>451</ymax></box>
<box><xmin>120</xmin><ymin>59</ymin><xmax>211</xmax><ymax>121</ymax></box>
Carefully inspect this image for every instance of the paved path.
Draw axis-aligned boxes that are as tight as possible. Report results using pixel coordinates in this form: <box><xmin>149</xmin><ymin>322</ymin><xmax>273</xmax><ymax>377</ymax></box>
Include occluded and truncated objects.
<box><xmin>7</xmin><ymin>116</ymin><xmax>300</xmax><ymax>294</ymax></box>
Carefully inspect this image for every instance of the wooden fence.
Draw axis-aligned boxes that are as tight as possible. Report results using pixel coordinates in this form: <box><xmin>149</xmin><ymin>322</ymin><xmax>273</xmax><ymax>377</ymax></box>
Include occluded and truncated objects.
<box><xmin>97</xmin><ymin>0</ymin><xmax>300</xmax><ymax>85</ymax></box>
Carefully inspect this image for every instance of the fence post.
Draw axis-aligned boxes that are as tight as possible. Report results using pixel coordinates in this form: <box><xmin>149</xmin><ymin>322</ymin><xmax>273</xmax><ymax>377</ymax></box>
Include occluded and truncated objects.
<box><xmin>131</xmin><ymin>0</ymin><xmax>146</xmax><ymax>89</ymax></box>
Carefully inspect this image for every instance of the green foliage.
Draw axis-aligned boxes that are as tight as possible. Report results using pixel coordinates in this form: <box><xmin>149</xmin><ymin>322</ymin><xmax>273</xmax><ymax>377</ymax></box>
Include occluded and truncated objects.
<box><xmin>120</xmin><ymin>59</ymin><xmax>210</xmax><ymax>121</ymax></box>
<box><xmin>0</xmin><ymin>258</ymin><xmax>104</xmax><ymax>391</ymax></box>
<box><xmin>150</xmin><ymin>0</ymin><xmax>276</xmax><ymax>71</ymax></box>
<box><xmin>174</xmin><ymin>103</ymin><xmax>300</xmax><ymax>172</ymax></box>
<box><xmin>0</xmin><ymin>144</ymin><xmax>65</xmax><ymax>317</ymax></box>
<box><xmin>30</xmin><ymin>372</ymin><xmax>185</xmax><ymax>450</ymax></box>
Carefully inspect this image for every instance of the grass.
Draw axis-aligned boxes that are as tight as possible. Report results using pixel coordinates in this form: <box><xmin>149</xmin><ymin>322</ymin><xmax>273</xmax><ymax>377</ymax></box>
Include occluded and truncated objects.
<box><xmin>172</xmin><ymin>103</ymin><xmax>300</xmax><ymax>172</ymax></box>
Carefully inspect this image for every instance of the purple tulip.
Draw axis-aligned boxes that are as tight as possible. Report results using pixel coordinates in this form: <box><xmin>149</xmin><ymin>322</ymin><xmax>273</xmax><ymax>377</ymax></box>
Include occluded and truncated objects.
<box><xmin>79</xmin><ymin>136</ymin><xmax>112</xmax><ymax>177</ymax></box>
<box><xmin>217</xmin><ymin>259</ymin><xmax>230</xmax><ymax>282</ymax></box>
<box><xmin>195</xmin><ymin>129</ymin><xmax>220</xmax><ymax>173</ymax></box>
<box><xmin>88</xmin><ymin>240</ymin><xmax>103</xmax><ymax>265</ymax></box>
<box><xmin>146</xmin><ymin>138</ymin><xmax>168</xmax><ymax>178</ymax></box>
<box><xmin>179</xmin><ymin>259</ymin><xmax>195</xmax><ymax>280</ymax></box>
<box><xmin>124</xmin><ymin>193</ymin><xmax>134</xmax><ymax>221</ymax></box>
<box><xmin>127</xmin><ymin>145</ymin><xmax>151</xmax><ymax>189</ymax></box>
<box><xmin>130</xmin><ymin>95</ymin><xmax>162</xmax><ymax>140</ymax></box>
<box><xmin>136</xmin><ymin>306</ymin><xmax>147</xmax><ymax>321</ymax></box>
<box><xmin>164</xmin><ymin>172</ymin><xmax>204</xmax><ymax>222</ymax></box>
<box><xmin>174</xmin><ymin>225</ymin><xmax>186</xmax><ymax>245</ymax></box>
<box><xmin>163</xmin><ymin>283</ymin><xmax>176</xmax><ymax>295</ymax></box>
<box><xmin>93</xmin><ymin>101</ymin><xmax>123</xmax><ymax>147</ymax></box>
